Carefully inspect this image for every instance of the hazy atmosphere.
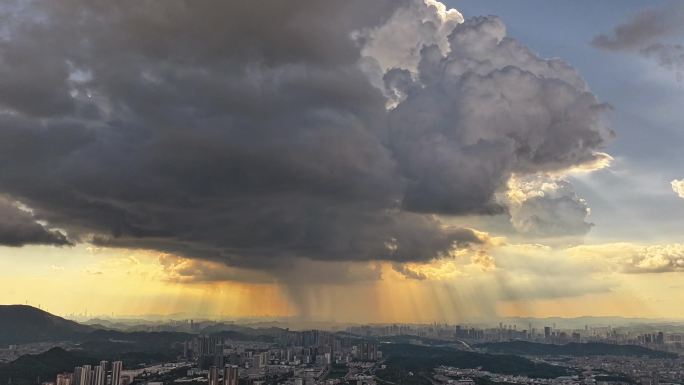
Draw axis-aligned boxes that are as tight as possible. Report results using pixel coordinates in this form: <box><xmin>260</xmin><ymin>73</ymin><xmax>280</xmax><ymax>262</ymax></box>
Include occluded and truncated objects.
<box><xmin>1</xmin><ymin>0</ymin><xmax>684</xmax><ymax>324</ymax></box>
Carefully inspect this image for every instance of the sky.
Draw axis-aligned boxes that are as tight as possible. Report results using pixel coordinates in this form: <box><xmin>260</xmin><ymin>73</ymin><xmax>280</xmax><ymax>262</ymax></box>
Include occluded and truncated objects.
<box><xmin>0</xmin><ymin>0</ymin><xmax>683</xmax><ymax>323</ymax></box>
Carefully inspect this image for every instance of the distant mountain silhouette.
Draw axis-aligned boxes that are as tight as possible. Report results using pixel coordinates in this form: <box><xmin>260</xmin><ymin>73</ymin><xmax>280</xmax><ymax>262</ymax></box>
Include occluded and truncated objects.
<box><xmin>476</xmin><ymin>341</ymin><xmax>677</xmax><ymax>359</ymax></box>
<box><xmin>0</xmin><ymin>305</ymin><xmax>93</xmax><ymax>344</ymax></box>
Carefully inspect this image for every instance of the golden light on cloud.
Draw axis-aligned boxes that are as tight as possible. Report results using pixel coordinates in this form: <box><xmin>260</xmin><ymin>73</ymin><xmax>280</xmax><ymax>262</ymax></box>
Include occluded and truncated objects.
<box><xmin>563</xmin><ymin>152</ymin><xmax>614</xmax><ymax>174</ymax></box>
<box><xmin>4</xmin><ymin>236</ymin><xmax>684</xmax><ymax>322</ymax></box>
<box><xmin>3</xmin><ymin>0</ymin><xmax>684</xmax><ymax>337</ymax></box>
<box><xmin>672</xmin><ymin>179</ymin><xmax>684</xmax><ymax>199</ymax></box>
<box><xmin>7</xmin><ymin>0</ymin><xmax>669</xmax><ymax>328</ymax></box>
<box><xmin>503</xmin><ymin>153</ymin><xmax>612</xmax><ymax>207</ymax></box>
<box><xmin>0</xmin><ymin>245</ymin><xmax>293</xmax><ymax>319</ymax></box>
<box><xmin>568</xmin><ymin>242</ymin><xmax>684</xmax><ymax>273</ymax></box>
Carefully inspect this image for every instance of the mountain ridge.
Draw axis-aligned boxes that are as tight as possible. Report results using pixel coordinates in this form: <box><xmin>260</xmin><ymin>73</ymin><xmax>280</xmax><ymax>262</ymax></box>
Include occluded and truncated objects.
<box><xmin>0</xmin><ymin>305</ymin><xmax>93</xmax><ymax>345</ymax></box>
<box><xmin>476</xmin><ymin>341</ymin><xmax>677</xmax><ymax>359</ymax></box>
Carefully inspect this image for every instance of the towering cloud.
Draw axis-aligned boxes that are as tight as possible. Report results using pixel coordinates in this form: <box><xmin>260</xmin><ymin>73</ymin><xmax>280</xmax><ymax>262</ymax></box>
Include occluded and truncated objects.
<box><xmin>0</xmin><ymin>1</ymin><xmax>609</xmax><ymax>276</ymax></box>
<box><xmin>387</xmin><ymin>16</ymin><xmax>611</xmax><ymax>215</ymax></box>
<box><xmin>359</xmin><ymin>0</ymin><xmax>464</xmax><ymax>74</ymax></box>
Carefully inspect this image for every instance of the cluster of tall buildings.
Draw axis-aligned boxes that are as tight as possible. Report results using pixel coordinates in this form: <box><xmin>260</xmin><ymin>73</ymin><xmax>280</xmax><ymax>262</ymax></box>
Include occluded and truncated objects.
<box><xmin>54</xmin><ymin>361</ymin><xmax>124</xmax><ymax>385</ymax></box>
<box><xmin>455</xmin><ymin>326</ymin><xmax>485</xmax><ymax>340</ymax></box>
<box><xmin>638</xmin><ymin>332</ymin><xmax>666</xmax><ymax>345</ymax></box>
<box><xmin>183</xmin><ymin>331</ymin><xmax>379</xmax><ymax>371</ymax></box>
<box><xmin>178</xmin><ymin>330</ymin><xmax>381</xmax><ymax>385</ymax></box>
<box><xmin>207</xmin><ymin>365</ymin><xmax>239</xmax><ymax>385</ymax></box>
<box><xmin>344</xmin><ymin>322</ymin><xmax>683</xmax><ymax>349</ymax></box>
<box><xmin>353</xmin><ymin>342</ymin><xmax>378</xmax><ymax>362</ymax></box>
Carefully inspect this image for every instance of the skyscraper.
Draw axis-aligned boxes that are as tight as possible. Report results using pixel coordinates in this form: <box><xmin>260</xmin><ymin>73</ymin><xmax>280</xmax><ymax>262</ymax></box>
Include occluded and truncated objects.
<box><xmin>223</xmin><ymin>365</ymin><xmax>238</xmax><ymax>385</ymax></box>
<box><xmin>208</xmin><ymin>366</ymin><xmax>220</xmax><ymax>385</ymax></box>
<box><xmin>80</xmin><ymin>365</ymin><xmax>93</xmax><ymax>385</ymax></box>
<box><xmin>94</xmin><ymin>361</ymin><xmax>107</xmax><ymax>385</ymax></box>
<box><xmin>93</xmin><ymin>366</ymin><xmax>102</xmax><ymax>385</ymax></box>
<box><xmin>111</xmin><ymin>361</ymin><xmax>123</xmax><ymax>385</ymax></box>
<box><xmin>56</xmin><ymin>373</ymin><xmax>73</xmax><ymax>385</ymax></box>
<box><xmin>73</xmin><ymin>367</ymin><xmax>82</xmax><ymax>385</ymax></box>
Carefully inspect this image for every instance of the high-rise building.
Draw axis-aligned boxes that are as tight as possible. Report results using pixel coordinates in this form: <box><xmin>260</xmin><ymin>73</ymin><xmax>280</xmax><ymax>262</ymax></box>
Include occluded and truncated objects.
<box><xmin>93</xmin><ymin>366</ymin><xmax>102</xmax><ymax>385</ymax></box>
<box><xmin>73</xmin><ymin>367</ymin><xmax>82</xmax><ymax>385</ymax></box>
<box><xmin>249</xmin><ymin>352</ymin><xmax>268</xmax><ymax>369</ymax></box>
<box><xmin>544</xmin><ymin>326</ymin><xmax>552</xmax><ymax>340</ymax></box>
<box><xmin>81</xmin><ymin>365</ymin><xmax>93</xmax><ymax>385</ymax></box>
<box><xmin>208</xmin><ymin>366</ymin><xmax>220</xmax><ymax>385</ymax></box>
<box><xmin>360</xmin><ymin>342</ymin><xmax>377</xmax><ymax>361</ymax></box>
<box><xmin>111</xmin><ymin>361</ymin><xmax>123</xmax><ymax>385</ymax></box>
<box><xmin>94</xmin><ymin>361</ymin><xmax>107</xmax><ymax>385</ymax></box>
<box><xmin>56</xmin><ymin>373</ymin><xmax>73</xmax><ymax>385</ymax></box>
<box><xmin>223</xmin><ymin>365</ymin><xmax>238</xmax><ymax>385</ymax></box>
<box><xmin>214</xmin><ymin>350</ymin><xmax>224</xmax><ymax>368</ymax></box>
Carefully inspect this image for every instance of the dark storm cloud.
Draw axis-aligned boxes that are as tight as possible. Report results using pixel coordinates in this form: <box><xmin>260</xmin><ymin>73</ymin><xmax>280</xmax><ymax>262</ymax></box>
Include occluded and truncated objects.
<box><xmin>0</xmin><ymin>197</ymin><xmax>70</xmax><ymax>247</ymax></box>
<box><xmin>391</xmin><ymin>263</ymin><xmax>428</xmax><ymax>280</ymax></box>
<box><xmin>0</xmin><ymin>2</ymin><xmax>609</xmax><ymax>271</ymax></box>
<box><xmin>640</xmin><ymin>43</ymin><xmax>684</xmax><ymax>80</ymax></box>
<box><xmin>592</xmin><ymin>3</ymin><xmax>684</xmax><ymax>51</ymax></box>
<box><xmin>593</xmin><ymin>3</ymin><xmax>684</xmax><ymax>78</ymax></box>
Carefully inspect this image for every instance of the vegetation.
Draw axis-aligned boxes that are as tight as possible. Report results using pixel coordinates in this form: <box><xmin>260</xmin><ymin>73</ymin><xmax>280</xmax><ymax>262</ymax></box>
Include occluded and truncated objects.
<box><xmin>0</xmin><ymin>348</ymin><xmax>95</xmax><ymax>385</ymax></box>
<box><xmin>377</xmin><ymin>343</ymin><xmax>571</xmax><ymax>383</ymax></box>
<box><xmin>0</xmin><ymin>305</ymin><xmax>92</xmax><ymax>345</ymax></box>
<box><xmin>209</xmin><ymin>330</ymin><xmax>275</xmax><ymax>343</ymax></box>
<box><xmin>594</xmin><ymin>375</ymin><xmax>635</xmax><ymax>384</ymax></box>
<box><xmin>476</xmin><ymin>341</ymin><xmax>677</xmax><ymax>359</ymax></box>
<box><xmin>0</xmin><ymin>330</ymin><xmax>188</xmax><ymax>385</ymax></box>
<box><xmin>325</xmin><ymin>364</ymin><xmax>348</xmax><ymax>379</ymax></box>
<box><xmin>375</xmin><ymin>367</ymin><xmax>432</xmax><ymax>385</ymax></box>
<box><xmin>376</xmin><ymin>334</ymin><xmax>453</xmax><ymax>346</ymax></box>
<box><xmin>474</xmin><ymin>376</ymin><xmax>525</xmax><ymax>385</ymax></box>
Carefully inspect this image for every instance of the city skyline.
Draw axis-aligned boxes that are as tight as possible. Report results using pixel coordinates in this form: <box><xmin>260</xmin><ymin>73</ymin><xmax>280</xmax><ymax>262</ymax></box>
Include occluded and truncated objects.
<box><xmin>1</xmin><ymin>0</ymin><xmax>684</xmax><ymax>322</ymax></box>
<box><xmin>3</xmin><ymin>302</ymin><xmax>683</xmax><ymax>385</ymax></box>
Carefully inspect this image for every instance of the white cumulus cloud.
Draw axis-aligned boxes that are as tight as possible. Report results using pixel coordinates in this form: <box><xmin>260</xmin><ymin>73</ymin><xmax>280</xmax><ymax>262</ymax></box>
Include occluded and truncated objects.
<box><xmin>671</xmin><ymin>179</ymin><xmax>684</xmax><ymax>199</ymax></box>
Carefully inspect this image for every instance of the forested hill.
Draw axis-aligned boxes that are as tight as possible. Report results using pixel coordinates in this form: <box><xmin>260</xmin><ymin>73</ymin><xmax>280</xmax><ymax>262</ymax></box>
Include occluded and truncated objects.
<box><xmin>476</xmin><ymin>341</ymin><xmax>676</xmax><ymax>359</ymax></box>
<box><xmin>0</xmin><ymin>305</ymin><xmax>93</xmax><ymax>344</ymax></box>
